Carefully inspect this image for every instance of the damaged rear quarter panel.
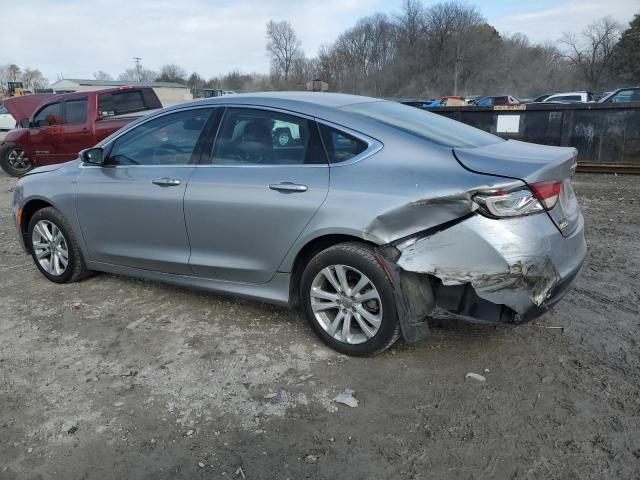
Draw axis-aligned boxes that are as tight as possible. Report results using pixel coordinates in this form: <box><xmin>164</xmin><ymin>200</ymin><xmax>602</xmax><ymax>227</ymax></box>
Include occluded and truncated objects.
<box><xmin>396</xmin><ymin>212</ymin><xmax>586</xmax><ymax>315</ymax></box>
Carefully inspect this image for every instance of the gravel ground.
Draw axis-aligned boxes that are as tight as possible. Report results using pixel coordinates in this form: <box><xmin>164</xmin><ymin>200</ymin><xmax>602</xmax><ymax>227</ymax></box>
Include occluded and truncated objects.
<box><xmin>0</xmin><ymin>172</ymin><xmax>639</xmax><ymax>480</ymax></box>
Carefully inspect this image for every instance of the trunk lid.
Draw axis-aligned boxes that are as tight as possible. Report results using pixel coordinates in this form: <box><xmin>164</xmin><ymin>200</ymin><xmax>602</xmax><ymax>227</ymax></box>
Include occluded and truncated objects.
<box><xmin>454</xmin><ymin>139</ymin><xmax>580</xmax><ymax>236</ymax></box>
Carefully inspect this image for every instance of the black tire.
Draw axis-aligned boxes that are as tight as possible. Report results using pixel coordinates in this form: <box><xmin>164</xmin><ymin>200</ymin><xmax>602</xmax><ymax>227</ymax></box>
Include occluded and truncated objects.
<box><xmin>0</xmin><ymin>142</ymin><xmax>33</xmax><ymax>177</ymax></box>
<box><xmin>27</xmin><ymin>207</ymin><xmax>89</xmax><ymax>284</ymax></box>
<box><xmin>300</xmin><ymin>242</ymin><xmax>401</xmax><ymax>356</ymax></box>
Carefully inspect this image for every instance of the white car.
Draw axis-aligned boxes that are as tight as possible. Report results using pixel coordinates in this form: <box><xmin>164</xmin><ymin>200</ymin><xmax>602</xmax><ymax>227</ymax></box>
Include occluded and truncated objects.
<box><xmin>0</xmin><ymin>104</ymin><xmax>17</xmax><ymax>132</ymax></box>
<box><xmin>543</xmin><ymin>91</ymin><xmax>594</xmax><ymax>103</ymax></box>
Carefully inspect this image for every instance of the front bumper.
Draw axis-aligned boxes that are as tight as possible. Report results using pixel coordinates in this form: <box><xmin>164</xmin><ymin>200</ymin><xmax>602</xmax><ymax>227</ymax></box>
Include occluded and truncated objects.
<box><xmin>388</xmin><ymin>211</ymin><xmax>586</xmax><ymax>336</ymax></box>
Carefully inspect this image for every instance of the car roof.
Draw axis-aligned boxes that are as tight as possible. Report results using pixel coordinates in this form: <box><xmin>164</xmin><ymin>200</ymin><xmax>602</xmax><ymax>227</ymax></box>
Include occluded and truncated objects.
<box><xmin>169</xmin><ymin>91</ymin><xmax>381</xmax><ymax>117</ymax></box>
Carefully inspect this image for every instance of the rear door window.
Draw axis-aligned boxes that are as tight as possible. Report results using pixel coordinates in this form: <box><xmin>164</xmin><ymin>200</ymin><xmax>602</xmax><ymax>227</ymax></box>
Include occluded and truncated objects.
<box><xmin>64</xmin><ymin>98</ymin><xmax>88</xmax><ymax>124</ymax></box>
<box><xmin>318</xmin><ymin>124</ymin><xmax>368</xmax><ymax>163</ymax></box>
<box><xmin>211</xmin><ymin>108</ymin><xmax>326</xmax><ymax>165</ymax></box>
<box><xmin>33</xmin><ymin>102</ymin><xmax>62</xmax><ymax>127</ymax></box>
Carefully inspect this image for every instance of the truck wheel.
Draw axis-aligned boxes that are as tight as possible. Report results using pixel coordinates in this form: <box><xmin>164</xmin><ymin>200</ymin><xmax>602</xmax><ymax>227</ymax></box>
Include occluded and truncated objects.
<box><xmin>0</xmin><ymin>142</ymin><xmax>32</xmax><ymax>176</ymax></box>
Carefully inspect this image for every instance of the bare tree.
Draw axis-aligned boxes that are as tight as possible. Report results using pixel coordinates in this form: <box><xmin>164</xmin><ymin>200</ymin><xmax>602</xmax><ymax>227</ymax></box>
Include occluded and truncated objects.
<box><xmin>7</xmin><ymin>64</ymin><xmax>21</xmax><ymax>82</ymax></box>
<box><xmin>560</xmin><ymin>16</ymin><xmax>621</xmax><ymax>90</ymax></box>
<box><xmin>21</xmin><ymin>68</ymin><xmax>48</xmax><ymax>91</ymax></box>
<box><xmin>93</xmin><ymin>70</ymin><xmax>113</xmax><ymax>81</ymax></box>
<box><xmin>266</xmin><ymin>20</ymin><xmax>302</xmax><ymax>83</ymax></box>
<box><xmin>156</xmin><ymin>64</ymin><xmax>187</xmax><ymax>83</ymax></box>
<box><xmin>118</xmin><ymin>68</ymin><xmax>158</xmax><ymax>83</ymax></box>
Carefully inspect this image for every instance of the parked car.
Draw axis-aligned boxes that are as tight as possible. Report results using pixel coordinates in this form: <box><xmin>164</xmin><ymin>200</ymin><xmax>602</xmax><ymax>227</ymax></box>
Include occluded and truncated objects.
<box><xmin>543</xmin><ymin>91</ymin><xmax>594</xmax><ymax>103</ymax></box>
<box><xmin>475</xmin><ymin>95</ymin><xmax>521</xmax><ymax>107</ymax></box>
<box><xmin>599</xmin><ymin>86</ymin><xmax>640</xmax><ymax>103</ymax></box>
<box><xmin>398</xmin><ymin>99</ymin><xmax>437</xmax><ymax>109</ymax></box>
<box><xmin>0</xmin><ymin>87</ymin><xmax>161</xmax><ymax>176</ymax></box>
<box><xmin>0</xmin><ymin>104</ymin><xmax>16</xmax><ymax>132</ymax></box>
<box><xmin>534</xmin><ymin>94</ymin><xmax>551</xmax><ymax>102</ymax></box>
<box><xmin>12</xmin><ymin>92</ymin><xmax>585</xmax><ymax>356</ymax></box>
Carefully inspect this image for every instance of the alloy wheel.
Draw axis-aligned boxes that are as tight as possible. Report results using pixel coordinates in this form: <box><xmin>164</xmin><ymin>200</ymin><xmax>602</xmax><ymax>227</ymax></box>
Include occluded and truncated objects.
<box><xmin>6</xmin><ymin>147</ymin><xmax>31</xmax><ymax>173</ymax></box>
<box><xmin>310</xmin><ymin>264</ymin><xmax>383</xmax><ymax>344</ymax></box>
<box><xmin>31</xmin><ymin>220</ymin><xmax>69</xmax><ymax>276</ymax></box>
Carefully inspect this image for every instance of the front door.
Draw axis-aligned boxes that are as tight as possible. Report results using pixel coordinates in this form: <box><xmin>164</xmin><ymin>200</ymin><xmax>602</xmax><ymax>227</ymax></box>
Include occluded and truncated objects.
<box><xmin>29</xmin><ymin>100</ymin><xmax>63</xmax><ymax>165</ymax></box>
<box><xmin>76</xmin><ymin>108</ymin><xmax>215</xmax><ymax>274</ymax></box>
<box><xmin>184</xmin><ymin>107</ymin><xmax>329</xmax><ymax>284</ymax></box>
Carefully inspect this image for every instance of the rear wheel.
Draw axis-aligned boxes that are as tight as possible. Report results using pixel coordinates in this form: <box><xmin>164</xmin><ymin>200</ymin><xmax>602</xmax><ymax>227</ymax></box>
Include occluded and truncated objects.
<box><xmin>27</xmin><ymin>207</ymin><xmax>89</xmax><ymax>283</ymax></box>
<box><xmin>0</xmin><ymin>142</ymin><xmax>32</xmax><ymax>176</ymax></box>
<box><xmin>300</xmin><ymin>242</ymin><xmax>400</xmax><ymax>356</ymax></box>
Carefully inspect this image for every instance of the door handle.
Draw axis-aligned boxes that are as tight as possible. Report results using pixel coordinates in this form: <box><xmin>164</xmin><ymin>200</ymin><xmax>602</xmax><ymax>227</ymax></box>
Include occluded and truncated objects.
<box><xmin>152</xmin><ymin>177</ymin><xmax>181</xmax><ymax>186</ymax></box>
<box><xmin>269</xmin><ymin>182</ymin><xmax>308</xmax><ymax>193</ymax></box>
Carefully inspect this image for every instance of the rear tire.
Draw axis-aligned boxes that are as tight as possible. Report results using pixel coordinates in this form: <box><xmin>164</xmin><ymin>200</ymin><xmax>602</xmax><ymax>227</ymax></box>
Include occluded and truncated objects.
<box><xmin>27</xmin><ymin>207</ymin><xmax>89</xmax><ymax>284</ymax></box>
<box><xmin>0</xmin><ymin>142</ymin><xmax>32</xmax><ymax>176</ymax></box>
<box><xmin>300</xmin><ymin>242</ymin><xmax>400</xmax><ymax>356</ymax></box>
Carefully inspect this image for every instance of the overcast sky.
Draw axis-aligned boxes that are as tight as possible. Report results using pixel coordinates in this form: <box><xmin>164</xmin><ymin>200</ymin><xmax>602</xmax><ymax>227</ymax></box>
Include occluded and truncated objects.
<box><xmin>0</xmin><ymin>0</ymin><xmax>637</xmax><ymax>83</ymax></box>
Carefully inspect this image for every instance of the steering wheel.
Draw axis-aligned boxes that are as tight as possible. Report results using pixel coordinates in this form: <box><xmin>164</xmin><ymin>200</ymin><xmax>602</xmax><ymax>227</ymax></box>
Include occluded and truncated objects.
<box><xmin>153</xmin><ymin>144</ymin><xmax>182</xmax><ymax>164</ymax></box>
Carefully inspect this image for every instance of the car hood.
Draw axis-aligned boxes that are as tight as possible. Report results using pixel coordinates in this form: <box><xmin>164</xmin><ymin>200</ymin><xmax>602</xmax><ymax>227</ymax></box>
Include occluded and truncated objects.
<box><xmin>3</xmin><ymin>93</ymin><xmax>57</xmax><ymax>121</ymax></box>
<box><xmin>23</xmin><ymin>162</ymin><xmax>67</xmax><ymax>177</ymax></box>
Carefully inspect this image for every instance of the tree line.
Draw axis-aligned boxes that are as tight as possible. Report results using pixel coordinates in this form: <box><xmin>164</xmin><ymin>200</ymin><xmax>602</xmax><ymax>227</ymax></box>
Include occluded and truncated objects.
<box><xmin>265</xmin><ymin>1</ymin><xmax>639</xmax><ymax>98</ymax></box>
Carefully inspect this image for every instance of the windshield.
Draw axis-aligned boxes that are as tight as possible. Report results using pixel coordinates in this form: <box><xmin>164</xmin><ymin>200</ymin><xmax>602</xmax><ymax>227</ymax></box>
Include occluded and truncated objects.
<box><xmin>0</xmin><ymin>106</ymin><xmax>8</xmax><ymax>115</ymax></box>
<box><xmin>341</xmin><ymin>101</ymin><xmax>503</xmax><ymax>148</ymax></box>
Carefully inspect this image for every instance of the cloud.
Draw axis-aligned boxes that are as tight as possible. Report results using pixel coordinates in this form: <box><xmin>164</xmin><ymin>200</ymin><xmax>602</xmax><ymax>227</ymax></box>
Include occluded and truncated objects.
<box><xmin>0</xmin><ymin>0</ymin><xmax>380</xmax><ymax>82</ymax></box>
<box><xmin>492</xmin><ymin>0</ymin><xmax>638</xmax><ymax>43</ymax></box>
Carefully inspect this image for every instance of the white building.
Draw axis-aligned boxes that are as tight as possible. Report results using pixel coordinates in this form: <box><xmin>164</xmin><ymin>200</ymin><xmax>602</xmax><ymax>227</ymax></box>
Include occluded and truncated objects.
<box><xmin>50</xmin><ymin>79</ymin><xmax>192</xmax><ymax>106</ymax></box>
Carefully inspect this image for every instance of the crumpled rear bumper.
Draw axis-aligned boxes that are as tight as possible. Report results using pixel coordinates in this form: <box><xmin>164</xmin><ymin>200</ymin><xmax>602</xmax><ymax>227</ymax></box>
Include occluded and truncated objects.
<box><xmin>384</xmin><ymin>211</ymin><xmax>586</xmax><ymax>340</ymax></box>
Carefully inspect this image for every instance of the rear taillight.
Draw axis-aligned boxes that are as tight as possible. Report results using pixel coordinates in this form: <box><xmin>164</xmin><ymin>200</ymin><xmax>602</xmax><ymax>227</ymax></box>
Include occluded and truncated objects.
<box><xmin>473</xmin><ymin>181</ymin><xmax>562</xmax><ymax>218</ymax></box>
<box><xmin>529</xmin><ymin>181</ymin><xmax>562</xmax><ymax>210</ymax></box>
<box><xmin>474</xmin><ymin>189</ymin><xmax>543</xmax><ymax>217</ymax></box>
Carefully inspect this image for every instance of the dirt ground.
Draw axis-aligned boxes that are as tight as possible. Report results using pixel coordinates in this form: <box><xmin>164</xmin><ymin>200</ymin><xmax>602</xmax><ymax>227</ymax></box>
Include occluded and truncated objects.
<box><xmin>0</xmin><ymin>171</ymin><xmax>638</xmax><ymax>480</ymax></box>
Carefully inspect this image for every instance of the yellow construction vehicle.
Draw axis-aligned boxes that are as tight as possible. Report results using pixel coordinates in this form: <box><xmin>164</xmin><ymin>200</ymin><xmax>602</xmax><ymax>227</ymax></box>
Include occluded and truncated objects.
<box><xmin>1</xmin><ymin>81</ymin><xmax>25</xmax><ymax>98</ymax></box>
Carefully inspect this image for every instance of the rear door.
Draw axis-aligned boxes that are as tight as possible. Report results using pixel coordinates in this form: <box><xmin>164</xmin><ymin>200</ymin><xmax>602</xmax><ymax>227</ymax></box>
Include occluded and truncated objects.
<box><xmin>184</xmin><ymin>107</ymin><xmax>329</xmax><ymax>284</ymax></box>
<box><xmin>58</xmin><ymin>97</ymin><xmax>93</xmax><ymax>160</ymax></box>
<box><xmin>76</xmin><ymin>107</ymin><xmax>215</xmax><ymax>274</ymax></box>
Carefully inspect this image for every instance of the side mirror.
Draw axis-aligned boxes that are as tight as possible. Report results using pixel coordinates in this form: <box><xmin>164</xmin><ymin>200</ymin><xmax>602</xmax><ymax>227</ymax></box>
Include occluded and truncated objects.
<box><xmin>80</xmin><ymin>147</ymin><xmax>104</xmax><ymax>165</ymax></box>
<box><xmin>19</xmin><ymin>118</ymin><xmax>30</xmax><ymax>129</ymax></box>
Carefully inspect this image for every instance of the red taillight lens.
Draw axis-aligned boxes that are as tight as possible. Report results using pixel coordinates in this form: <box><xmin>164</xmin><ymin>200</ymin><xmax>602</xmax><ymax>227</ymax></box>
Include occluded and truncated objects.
<box><xmin>529</xmin><ymin>181</ymin><xmax>561</xmax><ymax>210</ymax></box>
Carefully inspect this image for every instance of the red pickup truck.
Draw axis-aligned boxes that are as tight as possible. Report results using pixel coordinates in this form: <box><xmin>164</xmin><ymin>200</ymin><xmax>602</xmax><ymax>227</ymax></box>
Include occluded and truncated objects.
<box><xmin>0</xmin><ymin>87</ymin><xmax>162</xmax><ymax>176</ymax></box>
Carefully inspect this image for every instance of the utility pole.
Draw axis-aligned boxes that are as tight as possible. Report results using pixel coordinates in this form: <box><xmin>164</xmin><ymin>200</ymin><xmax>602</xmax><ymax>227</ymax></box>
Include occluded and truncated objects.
<box><xmin>133</xmin><ymin>57</ymin><xmax>142</xmax><ymax>82</ymax></box>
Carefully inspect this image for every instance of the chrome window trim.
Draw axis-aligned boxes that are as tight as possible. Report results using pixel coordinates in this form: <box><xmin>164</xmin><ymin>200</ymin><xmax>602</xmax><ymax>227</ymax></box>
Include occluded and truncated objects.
<box><xmin>88</xmin><ymin>103</ymin><xmax>383</xmax><ymax>169</ymax></box>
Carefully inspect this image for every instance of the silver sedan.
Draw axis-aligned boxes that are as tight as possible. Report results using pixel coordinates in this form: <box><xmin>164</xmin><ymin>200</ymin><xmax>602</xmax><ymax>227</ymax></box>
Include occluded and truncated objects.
<box><xmin>12</xmin><ymin>92</ymin><xmax>586</xmax><ymax>355</ymax></box>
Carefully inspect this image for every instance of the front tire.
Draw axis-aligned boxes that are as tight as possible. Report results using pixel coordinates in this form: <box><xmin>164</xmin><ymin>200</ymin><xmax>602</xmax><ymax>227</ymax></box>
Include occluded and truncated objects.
<box><xmin>300</xmin><ymin>242</ymin><xmax>401</xmax><ymax>356</ymax></box>
<box><xmin>0</xmin><ymin>142</ymin><xmax>32</xmax><ymax>176</ymax></box>
<box><xmin>27</xmin><ymin>207</ymin><xmax>89</xmax><ymax>284</ymax></box>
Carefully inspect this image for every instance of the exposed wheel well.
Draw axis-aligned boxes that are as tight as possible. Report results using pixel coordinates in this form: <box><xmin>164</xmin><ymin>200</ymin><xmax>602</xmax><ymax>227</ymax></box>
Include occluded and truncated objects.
<box><xmin>19</xmin><ymin>199</ymin><xmax>53</xmax><ymax>251</ymax></box>
<box><xmin>288</xmin><ymin>234</ymin><xmax>377</xmax><ymax>307</ymax></box>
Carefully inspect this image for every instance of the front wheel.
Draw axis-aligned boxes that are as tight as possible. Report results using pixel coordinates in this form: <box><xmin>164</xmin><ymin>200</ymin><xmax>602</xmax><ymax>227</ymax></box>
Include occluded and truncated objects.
<box><xmin>300</xmin><ymin>242</ymin><xmax>401</xmax><ymax>356</ymax></box>
<box><xmin>0</xmin><ymin>142</ymin><xmax>32</xmax><ymax>176</ymax></box>
<box><xmin>27</xmin><ymin>207</ymin><xmax>89</xmax><ymax>284</ymax></box>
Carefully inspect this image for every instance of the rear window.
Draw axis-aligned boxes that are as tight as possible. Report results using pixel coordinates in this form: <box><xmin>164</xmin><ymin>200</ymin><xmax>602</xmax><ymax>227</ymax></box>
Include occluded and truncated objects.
<box><xmin>341</xmin><ymin>101</ymin><xmax>503</xmax><ymax>148</ymax></box>
<box><xmin>98</xmin><ymin>89</ymin><xmax>159</xmax><ymax>117</ymax></box>
<box><xmin>611</xmin><ymin>89</ymin><xmax>640</xmax><ymax>103</ymax></box>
